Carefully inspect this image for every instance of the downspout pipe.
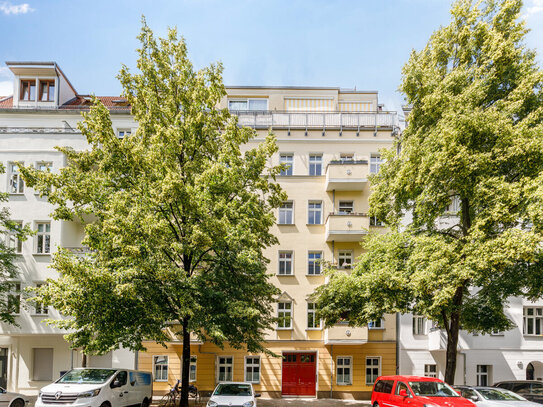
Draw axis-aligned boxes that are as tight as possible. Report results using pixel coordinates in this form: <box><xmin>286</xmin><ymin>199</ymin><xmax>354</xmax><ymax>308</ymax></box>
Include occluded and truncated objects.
<box><xmin>396</xmin><ymin>312</ymin><xmax>400</xmax><ymax>374</ymax></box>
<box><xmin>330</xmin><ymin>344</ymin><xmax>334</xmax><ymax>399</ymax></box>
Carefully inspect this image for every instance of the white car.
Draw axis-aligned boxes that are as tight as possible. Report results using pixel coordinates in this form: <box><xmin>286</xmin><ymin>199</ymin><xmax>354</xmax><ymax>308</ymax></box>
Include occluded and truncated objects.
<box><xmin>0</xmin><ymin>387</ymin><xmax>29</xmax><ymax>407</ymax></box>
<box><xmin>207</xmin><ymin>382</ymin><xmax>260</xmax><ymax>407</ymax></box>
<box><xmin>455</xmin><ymin>386</ymin><xmax>541</xmax><ymax>407</ymax></box>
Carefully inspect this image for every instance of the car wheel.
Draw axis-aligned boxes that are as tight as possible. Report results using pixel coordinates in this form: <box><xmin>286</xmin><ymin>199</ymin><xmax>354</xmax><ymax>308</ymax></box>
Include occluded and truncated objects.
<box><xmin>141</xmin><ymin>398</ymin><xmax>149</xmax><ymax>407</ymax></box>
<box><xmin>373</xmin><ymin>403</ymin><xmax>379</xmax><ymax>407</ymax></box>
<box><xmin>10</xmin><ymin>399</ymin><xmax>24</xmax><ymax>407</ymax></box>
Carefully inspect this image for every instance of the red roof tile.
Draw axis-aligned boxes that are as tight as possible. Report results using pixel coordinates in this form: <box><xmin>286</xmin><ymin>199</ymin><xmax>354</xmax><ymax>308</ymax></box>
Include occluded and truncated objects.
<box><xmin>0</xmin><ymin>96</ymin><xmax>13</xmax><ymax>108</ymax></box>
<box><xmin>0</xmin><ymin>95</ymin><xmax>130</xmax><ymax>111</ymax></box>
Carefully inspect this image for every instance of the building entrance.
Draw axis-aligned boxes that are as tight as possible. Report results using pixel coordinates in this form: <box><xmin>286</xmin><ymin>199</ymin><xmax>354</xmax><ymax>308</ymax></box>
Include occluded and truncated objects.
<box><xmin>0</xmin><ymin>348</ymin><xmax>7</xmax><ymax>389</ymax></box>
<box><xmin>282</xmin><ymin>352</ymin><xmax>317</xmax><ymax>397</ymax></box>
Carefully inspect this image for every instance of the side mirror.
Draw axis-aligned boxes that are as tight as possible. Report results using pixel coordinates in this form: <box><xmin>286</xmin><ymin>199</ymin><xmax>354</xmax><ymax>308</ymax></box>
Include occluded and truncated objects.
<box><xmin>399</xmin><ymin>389</ymin><xmax>408</xmax><ymax>397</ymax></box>
<box><xmin>0</xmin><ymin>388</ymin><xmax>5</xmax><ymax>394</ymax></box>
<box><xmin>255</xmin><ymin>393</ymin><xmax>261</xmax><ymax>398</ymax></box>
<box><xmin>111</xmin><ymin>379</ymin><xmax>121</xmax><ymax>388</ymax></box>
<box><xmin>470</xmin><ymin>396</ymin><xmax>480</xmax><ymax>402</ymax></box>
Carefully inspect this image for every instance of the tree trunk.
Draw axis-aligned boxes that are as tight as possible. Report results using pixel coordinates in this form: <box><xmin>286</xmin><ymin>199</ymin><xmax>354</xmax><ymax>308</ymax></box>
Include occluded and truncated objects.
<box><xmin>81</xmin><ymin>353</ymin><xmax>87</xmax><ymax>368</ymax></box>
<box><xmin>444</xmin><ymin>310</ymin><xmax>460</xmax><ymax>384</ymax></box>
<box><xmin>179</xmin><ymin>316</ymin><xmax>191</xmax><ymax>407</ymax></box>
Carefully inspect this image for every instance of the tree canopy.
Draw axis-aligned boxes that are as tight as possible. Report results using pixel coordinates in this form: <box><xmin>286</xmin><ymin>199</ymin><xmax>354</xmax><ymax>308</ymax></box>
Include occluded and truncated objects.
<box><xmin>22</xmin><ymin>21</ymin><xmax>285</xmax><ymax>406</ymax></box>
<box><xmin>315</xmin><ymin>0</ymin><xmax>543</xmax><ymax>384</ymax></box>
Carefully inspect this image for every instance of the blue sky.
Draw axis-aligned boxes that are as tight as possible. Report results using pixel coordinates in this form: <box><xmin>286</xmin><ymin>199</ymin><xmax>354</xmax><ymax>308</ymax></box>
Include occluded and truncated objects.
<box><xmin>1</xmin><ymin>0</ymin><xmax>542</xmax><ymax>113</ymax></box>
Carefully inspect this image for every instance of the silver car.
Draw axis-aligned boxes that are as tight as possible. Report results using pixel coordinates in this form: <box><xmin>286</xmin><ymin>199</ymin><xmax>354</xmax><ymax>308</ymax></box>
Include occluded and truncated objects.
<box><xmin>0</xmin><ymin>387</ymin><xmax>29</xmax><ymax>407</ymax></box>
<box><xmin>206</xmin><ymin>382</ymin><xmax>261</xmax><ymax>407</ymax></box>
<box><xmin>455</xmin><ymin>386</ymin><xmax>541</xmax><ymax>407</ymax></box>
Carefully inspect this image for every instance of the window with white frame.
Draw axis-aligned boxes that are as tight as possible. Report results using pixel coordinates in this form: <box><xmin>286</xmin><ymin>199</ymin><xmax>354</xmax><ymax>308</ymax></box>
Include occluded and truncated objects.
<box><xmin>117</xmin><ymin>129</ymin><xmax>132</xmax><ymax>138</ymax></box>
<box><xmin>424</xmin><ymin>364</ymin><xmax>437</xmax><ymax>378</ymax></box>
<box><xmin>245</xmin><ymin>356</ymin><xmax>260</xmax><ymax>383</ymax></box>
<box><xmin>280</xmin><ymin>154</ymin><xmax>293</xmax><ymax>176</ymax></box>
<box><xmin>7</xmin><ymin>282</ymin><xmax>21</xmax><ymax>315</ymax></box>
<box><xmin>370</xmin><ymin>154</ymin><xmax>384</xmax><ymax>173</ymax></box>
<box><xmin>6</xmin><ymin>221</ymin><xmax>23</xmax><ymax>254</ymax></box>
<box><xmin>278</xmin><ymin>201</ymin><xmax>294</xmax><ymax>225</ymax></box>
<box><xmin>36</xmin><ymin>222</ymin><xmax>51</xmax><ymax>254</ymax></box>
<box><xmin>153</xmin><ymin>355</ymin><xmax>168</xmax><ymax>381</ymax></box>
<box><xmin>308</xmin><ymin>201</ymin><xmax>322</xmax><ymax>224</ymax></box>
<box><xmin>307</xmin><ymin>251</ymin><xmax>322</xmax><ymax>275</ymax></box>
<box><xmin>307</xmin><ymin>303</ymin><xmax>320</xmax><ymax>329</ymax></box>
<box><xmin>309</xmin><ymin>154</ymin><xmax>323</xmax><ymax>176</ymax></box>
<box><xmin>413</xmin><ymin>315</ymin><xmax>427</xmax><ymax>335</ymax></box>
<box><xmin>8</xmin><ymin>163</ymin><xmax>24</xmax><ymax>194</ymax></box>
<box><xmin>338</xmin><ymin>250</ymin><xmax>353</xmax><ymax>269</ymax></box>
<box><xmin>35</xmin><ymin>162</ymin><xmax>53</xmax><ymax>194</ymax></box>
<box><xmin>33</xmin><ymin>283</ymin><xmax>48</xmax><ymax>315</ymax></box>
<box><xmin>217</xmin><ymin>356</ymin><xmax>233</xmax><ymax>382</ymax></box>
<box><xmin>338</xmin><ymin>201</ymin><xmax>354</xmax><ymax>214</ymax></box>
<box><xmin>366</xmin><ymin>357</ymin><xmax>381</xmax><ymax>385</ymax></box>
<box><xmin>278</xmin><ymin>251</ymin><xmax>293</xmax><ymax>275</ymax></box>
<box><xmin>189</xmin><ymin>355</ymin><xmax>197</xmax><ymax>382</ymax></box>
<box><xmin>33</xmin><ymin>348</ymin><xmax>53</xmax><ymax>381</ymax></box>
<box><xmin>228</xmin><ymin>99</ymin><xmax>268</xmax><ymax>111</ymax></box>
<box><xmin>445</xmin><ymin>196</ymin><xmax>461</xmax><ymax>213</ymax></box>
<box><xmin>524</xmin><ymin>307</ymin><xmax>543</xmax><ymax>335</ymax></box>
<box><xmin>278</xmin><ymin>302</ymin><xmax>292</xmax><ymax>329</ymax></box>
<box><xmin>476</xmin><ymin>365</ymin><xmax>492</xmax><ymax>386</ymax></box>
<box><xmin>340</xmin><ymin>153</ymin><xmax>354</xmax><ymax>162</ymax></box>
<box><xmin>370</xmin><ymin>216</ymin><xmax>384</xmax><ymax>227</ymax></box>
<box><xmin>336</xmin><ymin>356</ymin><xmax>352</xmax><ymax>385</ymax></box>
<box><xmin>368</xmin><ymin>319</ymin><xmax>384</xmax><ymax>329</ymax></box>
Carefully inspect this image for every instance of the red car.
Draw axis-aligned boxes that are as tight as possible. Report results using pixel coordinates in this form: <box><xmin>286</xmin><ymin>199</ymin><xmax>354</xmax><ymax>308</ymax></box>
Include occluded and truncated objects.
<box><xmin>371</xmin><ymin>375</ymin><xmax>475</xmax><ymax>407</ymax></box>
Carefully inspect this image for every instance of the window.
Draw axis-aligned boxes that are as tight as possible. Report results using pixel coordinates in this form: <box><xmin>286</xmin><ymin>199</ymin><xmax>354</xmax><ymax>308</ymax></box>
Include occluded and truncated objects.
<box><xmin>424</xmin><ymin>364</ymin><xmax>437</xmax><ymax>378</ymax></box>
<box><xmin>278</xmin><ymin>251</ymin><xmax>293</xmax><ymax>275</ymax></box>
<box><xmin>309</xmin><ymin>154</ymin><xmax>322</xmax><ymax>176</ymax></box>
<box><xmin>153</xmin><ymin>355</ymin><xmax>168</xmax><ymax>381</ymax></box>
<box><xmin>370</xmin><ymin>154</ymin><xmax>384</xmax><ymax>173</ymax></box>
<box><xmin>476</xmin><ymin>365</ymin><xmax>492</xmax><ymax>386</ymax></box>
<box><xmin>374</xmin><ymin>380</ymin><xmax>394</xmax><ymax>394</ymax></box>
<box><xmin>368</xmin><ymin>319</ymin><xmax>384</xmax><ymax>329</ymax></box>
<box><xmin>245</xmin><ymin>356</ymin><xmax>260</xmax><ymax>383</ymax></box>
<box><xmin>340</xmin><ymin>153</ymin><xmax>354</xmax><ymax>162</ymax></box>
<box><xmin>36</xmin><ymin>162</ymin><xmax>52</xmax><ymax>194</ymax></box>
<box><xmin>278</xmin><ymin>302</ymin><xmax>292</xmax><ymax>329</ymax></box>
<box><xmin>308</xmin><ymin>201</ymin><xmax>322</xmax><ymax>224</ymax></box>
<box><xmin>33</xmin><ymin>348</ymin><xmax>53</xmax><ymax>381</ymax></box>
<box><xmin>36</xmin><ymin>222</ymin><xmax>51</xmax><ymax>254</ymax></box>
<box><xmin>338</xmin><ymin>201</ymin><xmax>354</xmax><ymax>214</ymax></box>
<box><xmin>307</xmin><ymin>303</ymin><xmax>320</xmax><ymax>329</ymax></box>
<box><xmin>524</xmin><ymin>307</ymin><xmax>543</xmax><ymax>335</ymax></box>
<box><xmin>370</xmin><ymin>216</ymin><xmax>384</xmax><ymax>227</ymax></box>
<box><xmin>217</xmin><ymin>356</ymin><xmax>233</xmax><ymax>382</ymax></box>
<box><xmin>280</xmin><ymin>154</ymin><xmax>293</xmax><ymax>176</ymax></box>
<box><xmin>445</xmin><ymin>196</ymin><xmax>460</xmax><ymax>213</ymax></box>
<box><xmin>189</xmin><ymin>356</ymin><xmax>197</xmax><ymax>382</ymax></box>
<box><xmin>117</xmin><ymin>129</ymin><xmax>132</xmax><ymax>138</ymax></box>
<box><xmin>34</xmin><ymin>283</ymin><xmax>48</xmax><ymax>315</ymax></box>
<box><xmin>8</xmin><ymin>163</ymin><xmax>24</xmax><ymax>194</ymax></box>
<box><xmin>395</xmin><ymin>382</ymin><xmax>410</xmax><ymax>396</ymax></box>
<box><xmin>413</xmin><ymin>315</ymin><xmax>426</xmax><ymax>335</ymax></box>
<box><xmin>336</xmin><ymin>357</ymin><xmax>352</xmax><ymax>385</ymax></box>
<box><xmin>6</xmin><ymin>221</ymin><xmax>23</xmax><ymax>254</ymax></box>
<box><xmin>366</xmin><ymin>357</ymin><xmax>381</xmax><ymax>385</ymax></box>
<box><xmin>7</xmin><ymin>282</ymin><xmax>21</xmax><ymax>314</ymax></box>
<box><xmin>39</xmin><ymin>80</ymin><xmax>55</xmax><ymax>102</ymax></box>
<box><xmin>338</xmin><ymin>250</ymin><xmax>353</xmax><ymax>269</ymax></box>
<box><xmin>307</xmin><ymin>251</ymin><xmax>322</xmax><ymax>275</ymax></box>
<box><xmin>228</xmin><ymin>99</ymin><xmax>268</xmax><ymax>111</ymax></box>
<box><xmin>20</xmin><ymin>80</ymin><xmax>36</xmax><ymax>101</ymax></box>
<box><xmin>278</xmin><ymin>201</ymin><xmax>293</xmax><ymax>225</ymax></box>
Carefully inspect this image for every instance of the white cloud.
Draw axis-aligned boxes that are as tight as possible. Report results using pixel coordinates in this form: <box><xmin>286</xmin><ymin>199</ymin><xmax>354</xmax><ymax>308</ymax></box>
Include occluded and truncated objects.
<box><xmin>0</xmin><ymin>1</ymin><xmax>34</xmax><ymax>15</ymax></box>
<box><xmin>0</xmin><ymin>81</ymin><xmax>13</xmax><ymax>97</ymax></box>
<box><xmin>525</xmin><ymin>0</ymin><xmax>543</xmax><ymax>18</ymax></box>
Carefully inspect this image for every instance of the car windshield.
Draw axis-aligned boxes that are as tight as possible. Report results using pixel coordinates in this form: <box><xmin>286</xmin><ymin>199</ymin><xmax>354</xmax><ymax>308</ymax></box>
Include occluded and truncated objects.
<box><xmin>58</xmin><ymin>369</ymin><xmax>117</xmax><ymax>384</ymax></box>
<box><xmin>479</xmin><ymin>389</ymin><xmax>526</xmax><ymax>401</ymax></box>
<box><xmin>213</xmin><ymin>384</ymin><xmax>252</xmax><ymax>396</ymax></box>
<box><xmin>408</xmin><ymin>381</ymin><xmax>460</xmax><ymax>397</ymax></box>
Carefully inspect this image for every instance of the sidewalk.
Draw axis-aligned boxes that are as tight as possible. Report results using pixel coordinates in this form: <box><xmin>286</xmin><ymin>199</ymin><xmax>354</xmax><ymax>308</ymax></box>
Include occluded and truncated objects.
<box><xmin>151</xmin><ymin>398</ymin><xmax>372</xmax><ymax>406</ymax></box>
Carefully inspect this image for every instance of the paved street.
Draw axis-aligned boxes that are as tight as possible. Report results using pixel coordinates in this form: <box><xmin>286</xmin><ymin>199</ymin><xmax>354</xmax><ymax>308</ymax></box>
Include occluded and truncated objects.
<box><xmin>150</xmin><ymin>397</ymin><xmax>372</xmax><ymax>406</ymax></box>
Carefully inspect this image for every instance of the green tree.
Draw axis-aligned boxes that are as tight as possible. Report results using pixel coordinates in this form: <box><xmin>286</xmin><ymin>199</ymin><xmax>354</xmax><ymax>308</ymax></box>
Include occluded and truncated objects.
<box><xmin>315</xmin><ymin>0</ymin><xmax>543</xmax><ymax>384</ymax></box>
<box><xmin>22</xmin><ymin>21</ymin><xmax>284</xmax><ymax>407</ymax></box>
<box><xmin>0</xmin><ymin>164</ymin><xmax>32</xmax><ymax>324</ymax></box>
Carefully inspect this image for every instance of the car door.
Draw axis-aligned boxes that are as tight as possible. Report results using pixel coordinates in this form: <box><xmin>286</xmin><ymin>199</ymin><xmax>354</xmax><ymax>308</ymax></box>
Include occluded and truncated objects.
<box><xmin>0</xmin><ymin>388</ymin><xmax>9</xmax><ymax>407</ymax></box>
<box><xmin>110</xmin><ymin>371</ymin><xmax>129</xmax><ymax>407</ymax></box>
<box><xmin>390</xmin><ymin>381</ymin><xmax>413</xmax><ymax>407</ymax></box>
<box><xmin>511</xmin><ymin>383</ymin><xmax>533</xmax><ymax>401</ymax></box>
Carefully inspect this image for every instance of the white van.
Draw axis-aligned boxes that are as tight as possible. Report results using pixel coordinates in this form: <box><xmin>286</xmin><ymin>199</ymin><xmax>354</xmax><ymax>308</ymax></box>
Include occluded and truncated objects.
<box><xmin>36</xmin><ymin>368</ymin><xmax>152</xmax><ymax>407</ymax></box>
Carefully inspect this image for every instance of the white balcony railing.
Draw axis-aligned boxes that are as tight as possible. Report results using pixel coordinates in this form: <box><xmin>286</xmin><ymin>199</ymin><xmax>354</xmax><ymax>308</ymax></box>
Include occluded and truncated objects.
<box><xmin>325</xmin><ymin>213</ymin><xmax>370</xmax><ymax>242</ymax></box>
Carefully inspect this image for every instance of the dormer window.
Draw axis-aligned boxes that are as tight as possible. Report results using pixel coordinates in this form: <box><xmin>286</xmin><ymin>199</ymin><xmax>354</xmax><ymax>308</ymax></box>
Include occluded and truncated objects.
<box><xmin>39</xmin><ymin>80</ymin><xmax>55</xmax><ymax>101</ymax></box>
<box><xmin>20</xmin><ymin>80</ymin><xmax>36</xmax><ymax>101</ymax></box>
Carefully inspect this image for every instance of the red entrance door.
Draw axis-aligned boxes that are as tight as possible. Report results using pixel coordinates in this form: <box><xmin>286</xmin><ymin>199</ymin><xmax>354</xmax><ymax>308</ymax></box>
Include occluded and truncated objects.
<box><xmin>282</xmin><ymin>353</ymin><xmax>317</xmax><ymax>396</ymax></box>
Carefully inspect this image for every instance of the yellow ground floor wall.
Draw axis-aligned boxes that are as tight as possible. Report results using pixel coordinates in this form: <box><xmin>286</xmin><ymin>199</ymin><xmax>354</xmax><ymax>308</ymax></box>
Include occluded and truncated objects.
<box><xmin>138</xmin><ymin>341</ymin><xmax>396</xmax><ymax>399</ymax></box>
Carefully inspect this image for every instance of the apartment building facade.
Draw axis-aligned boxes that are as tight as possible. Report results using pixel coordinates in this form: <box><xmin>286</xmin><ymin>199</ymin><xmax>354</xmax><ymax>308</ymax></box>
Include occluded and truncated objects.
<box><xmin>0</xmin><ymin>62</ymin><xmax>136</xmax><ymax>394</ymax></box>
<box><xmin>138</xmin><ymin>87</ymin><xmax>400</xmax><ymax>398</ymax></box>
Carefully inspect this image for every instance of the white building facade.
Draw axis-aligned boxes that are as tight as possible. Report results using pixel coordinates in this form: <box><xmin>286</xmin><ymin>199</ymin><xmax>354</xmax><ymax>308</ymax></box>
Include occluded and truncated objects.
<box><xmin>0</xmin><ymin>62</ymin><xmax>136</xmax><ymax>394</ymax></box>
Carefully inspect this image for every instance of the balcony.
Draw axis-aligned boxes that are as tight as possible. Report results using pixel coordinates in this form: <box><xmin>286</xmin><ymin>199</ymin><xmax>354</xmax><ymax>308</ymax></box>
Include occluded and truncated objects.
<box><xmin>326</xmin><ymin>160</ymin><xmax>369</xmax><ymax>191</ymax></box>
<box><xmin>64</xmin><ymin>246</ymin><xmax>93</xmax><ymax>257</ymax></box>
<box><xmin>324</xmin><ymin>324</ymin><xmax>368</xmax><ymax>345</ymax></box>
<box><xmin>232</xmin><ymin>110</ymin><xmax>398</xmax><ymax>130</ymax></box>
<box><xmin>325</xmin><ymin>213</ymin><xmax>370</xmax><ymax>242</ymax></box>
